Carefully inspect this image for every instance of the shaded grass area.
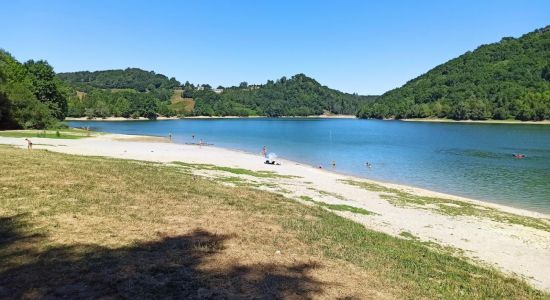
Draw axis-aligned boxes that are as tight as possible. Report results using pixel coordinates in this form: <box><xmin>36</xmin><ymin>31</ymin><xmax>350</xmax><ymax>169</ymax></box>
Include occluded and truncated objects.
<box><xmin>0</xmin><ymin>129</ymin><xmax>91</xmax><ymax>139</ymax></box>
<box><xmin>172</xmin><ymin>161</ymin><xmax>300</xmax><ymax>179</ymax></box>
<box><xmin>299</xmin><ymin>196</ymin><xmax>376</xmax><ymax>216</ymax></box>
<box><xmin>340</xmin><ymin>179</ymin><xmax>550</xmax><ymax>232</ymax></box>
<box><xmin>0</xmin><ymin>146</ymin><xmax>545</xmax><ymax>299</ymax></box>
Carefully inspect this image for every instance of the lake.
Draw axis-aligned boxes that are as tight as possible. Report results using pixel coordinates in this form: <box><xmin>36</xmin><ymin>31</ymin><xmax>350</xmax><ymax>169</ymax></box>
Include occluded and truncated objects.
<box><xmin>66</xmin><ymin>118</ymin><xmax>550</xmax><ymax>214</ymax></box>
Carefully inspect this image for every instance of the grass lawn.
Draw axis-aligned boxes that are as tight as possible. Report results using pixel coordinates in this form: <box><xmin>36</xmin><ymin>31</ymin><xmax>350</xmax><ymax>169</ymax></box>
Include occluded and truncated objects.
<box><xmin>0</xmin><ymin>146</ymin><xmax>545</xmax><ymax>299</ymax></box>
<box><xmin>0</xmin><ymin>129</ymin><xmax>92</xmax><ymax>139</ymax></box>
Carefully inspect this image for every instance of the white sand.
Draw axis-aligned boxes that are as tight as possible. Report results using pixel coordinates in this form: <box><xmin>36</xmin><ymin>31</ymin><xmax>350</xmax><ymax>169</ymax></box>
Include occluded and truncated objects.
<box><xmin>1</xmin><ymin>134</ymin><xmax>549</xmax><ymax>291</ymax></box>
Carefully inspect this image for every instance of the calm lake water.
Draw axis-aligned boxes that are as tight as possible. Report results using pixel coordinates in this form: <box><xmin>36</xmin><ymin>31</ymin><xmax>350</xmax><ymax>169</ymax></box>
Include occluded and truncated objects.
<box><xmin>67</xmin><ymin>119</ymin><xmax>550</xmax><ymax>214</ymax></box>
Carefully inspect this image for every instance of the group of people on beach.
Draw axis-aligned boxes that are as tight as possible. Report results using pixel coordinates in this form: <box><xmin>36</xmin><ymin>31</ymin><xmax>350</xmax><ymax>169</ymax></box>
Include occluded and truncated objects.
<box><xmin>168</xmin><ymin>133</ymin><xmax>206</xmax><ymax>147</ymax></box>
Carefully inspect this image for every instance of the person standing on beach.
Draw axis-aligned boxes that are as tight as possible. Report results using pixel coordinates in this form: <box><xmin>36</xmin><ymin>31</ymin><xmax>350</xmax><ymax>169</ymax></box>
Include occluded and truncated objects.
<box><xmin>168</xmin><ymin>133</ymin><xmax>172</xmax><ymax>141</ymax></box>
<box><xmin>25</xmin><ymin>138</ymin><xmax>32</xmax><ymax>150</ymax></box>
<box><xmin>262</xmin><ymin>145</ymin><xmax>267</xmax><ymax>158</ymax></box>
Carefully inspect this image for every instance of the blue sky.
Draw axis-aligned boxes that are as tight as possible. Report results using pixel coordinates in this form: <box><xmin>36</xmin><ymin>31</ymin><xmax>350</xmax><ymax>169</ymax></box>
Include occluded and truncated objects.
<box><xmin>2</xmin><ymin>1</ymin><xmax>549</xmax><ymax>95</ymax></box>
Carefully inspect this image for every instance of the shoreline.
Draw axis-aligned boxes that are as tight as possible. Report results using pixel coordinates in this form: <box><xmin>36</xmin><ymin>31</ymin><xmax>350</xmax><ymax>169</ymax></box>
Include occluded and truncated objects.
<box><xmin>1</xmin><ymin>129</ymin><xmax>547</xmax><ymax>219</ymax></box>
<box><xmin>2</xmin><ymin>129</ymin><xmax>546</xmax><ymax>217</ymax></box>
<box><xmin>64</xmin><ymin>115</ymin><xmax>357</xmax><ymax>122</ymax></box>
<box><xmin>1</xmin><ymin>132</ymin><xmax>549</xmax><ymax>290</ymax></box>
<box><xmin>401</xmin><ymin>118</ymin><xmax>550</xmax><ymax>125</ymax></box>
<box><xmin>174</xmin><ymin>136</ymin><xmax>548</xmax><ymax>218</ymax></box>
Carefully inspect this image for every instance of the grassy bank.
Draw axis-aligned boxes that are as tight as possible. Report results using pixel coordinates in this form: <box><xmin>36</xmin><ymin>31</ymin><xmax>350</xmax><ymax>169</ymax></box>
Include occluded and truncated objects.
<box><xmin>0</xmin><ymin>129</ymin><xmax>93</xmax><ymax>139</ymax></box>
<box><xmin>0</xmin><ymin>146</ymin><xmax>545</xmax><ymax>298</ymax></box>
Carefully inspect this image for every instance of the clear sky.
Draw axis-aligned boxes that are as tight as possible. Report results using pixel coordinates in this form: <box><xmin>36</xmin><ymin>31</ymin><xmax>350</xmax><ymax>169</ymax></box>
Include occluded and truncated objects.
<box><xmin>2</xmin><ymin>0</ymin><xmax>549</xmax><ymax>95</ymax></box>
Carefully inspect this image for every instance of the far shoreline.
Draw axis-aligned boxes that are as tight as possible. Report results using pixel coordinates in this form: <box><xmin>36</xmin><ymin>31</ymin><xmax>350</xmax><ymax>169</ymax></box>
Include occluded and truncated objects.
<box><xmin>400</xmin><ymin>118</ymin><xmax>550</xmax><ymax>125</ymax></box>
<box><xmin>64</xmin><ymin>115</ymin><xmax>357</xmax><ymax>122</ymax></box>
<box><xmin>64</xmin><ymin>116</ymin><xmax>550</xmax><ymax>124</ymax></box>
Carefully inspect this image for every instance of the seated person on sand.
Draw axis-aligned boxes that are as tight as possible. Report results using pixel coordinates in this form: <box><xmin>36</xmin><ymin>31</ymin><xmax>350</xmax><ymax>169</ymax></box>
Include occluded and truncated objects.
<box><xmin>264</xmin><ymin>159</ymin><xmax>280</xmax><ymax>165</ymax></box>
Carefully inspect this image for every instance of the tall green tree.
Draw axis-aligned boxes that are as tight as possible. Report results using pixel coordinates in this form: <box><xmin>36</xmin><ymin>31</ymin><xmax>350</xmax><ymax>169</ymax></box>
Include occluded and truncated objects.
<box><xmin>0</xmin><ymin>50</ymin><xmax>57</xmax><ymax>129</ymax></box>
<box><xmin>24</xmin><ymin>60</ymin><xmax>67</xmax><ymax>120</ymax></box>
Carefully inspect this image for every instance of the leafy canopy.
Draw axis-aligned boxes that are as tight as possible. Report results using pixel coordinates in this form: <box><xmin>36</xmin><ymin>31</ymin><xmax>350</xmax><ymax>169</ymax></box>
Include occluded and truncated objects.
<box><xmin>0</xmin><ymin>50</ymin><xmax>66</xmax><ymax>129</ymax></box>
<box><xmin>358</xmin><ymin>26</ymin><xmax>550</xmax><ymax>121</ymax></box>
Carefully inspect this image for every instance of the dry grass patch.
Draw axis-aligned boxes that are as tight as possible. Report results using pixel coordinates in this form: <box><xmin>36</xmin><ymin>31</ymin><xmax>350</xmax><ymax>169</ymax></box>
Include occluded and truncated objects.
<box><xmin>170</xmin><ymin>89</ymin><xmax>195</xmax><ymax>114</ymax></box>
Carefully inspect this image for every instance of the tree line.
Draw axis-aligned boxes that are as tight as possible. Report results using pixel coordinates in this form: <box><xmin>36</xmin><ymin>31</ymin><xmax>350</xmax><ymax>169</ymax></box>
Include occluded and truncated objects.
<box><xmin>0</xmin><ymin>50</ymin><xmax>68</xmax><ymax>129</ymax></box>
<box><xmin>191</xmin><ymin>74</ymin><xmax>376</xmax><ymax>117</ymax></box>
<box><xmin>358</xmin><ymin>26</ymin><xmax>550</xmax><ymax>121</ymax></box>
<box><xmin>60</xmin><ymin>70</ymin><xmax>376</xmax><ymax>119</ymax></box>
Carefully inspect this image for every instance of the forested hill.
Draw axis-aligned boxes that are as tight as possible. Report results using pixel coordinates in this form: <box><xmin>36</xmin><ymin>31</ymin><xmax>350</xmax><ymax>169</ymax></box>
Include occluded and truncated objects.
<box><xmin>57</xmin><ymin>68</ymin><xmax>181</xmax><ymax>92</ymax></box>
<box><xmin>59</xmin><ymin>69</ymin><xmax>376</xmax><ymax>118</ymax></box>
<box><xmin>358</xmin><ymin>26</ymin><xmax>550</xmax><ymax>121</ymax></box>
<box><xmin>193</xmin><ymin>74</ymin><xmax>376</xmax><ymax>116</ymax></box>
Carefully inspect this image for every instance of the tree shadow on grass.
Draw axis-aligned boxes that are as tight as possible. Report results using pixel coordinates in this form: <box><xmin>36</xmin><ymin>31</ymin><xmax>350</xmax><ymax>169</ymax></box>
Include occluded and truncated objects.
<box><xmin>0</xmin><ymin>215</ymin><xmax>327</xmax><ymax>299</ymax></box>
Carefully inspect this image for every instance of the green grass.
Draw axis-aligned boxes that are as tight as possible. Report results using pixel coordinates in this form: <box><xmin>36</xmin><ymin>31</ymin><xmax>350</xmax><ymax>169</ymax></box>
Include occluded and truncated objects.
<box><xmin>0</xmin><ymin>146</ymin><xmax>545</xmax><ymax>299</ymax></box>
<box><xmin>282</xmin><ymin>207</ymin><xmax>543</xmax><ymax>299</ymax></box>
<box><xmin>399</xmin><ymin>231</ymin><xmax>419</xmax><ymax>240</ymax></box>
<box><xmin>340</xmin><ymin>179</ymin><xmax>550</xmax><ymax>232</ymax></box>
<box><xmin>299</xmin><ymin>195</ymin><xmax>377</xmax><ymax>216</ymax></box>
<box><xmin>172</xmin><ymin>161</ymin><xmax>300</xmax><ymax>179</ymax></box>
<box><xmin>216</xmin><ymin>176</ymin><xmax>277</xmax><ymax>188</ymax></box>
<box><xmin>307</xmin><ymin>187</ymin><xmax>347</xmax><ymax>200</ymax></box>
<box><xmin>0</xmin><ymin>129</ymin><xmax>92</xmax><ymax>139</ymax></box>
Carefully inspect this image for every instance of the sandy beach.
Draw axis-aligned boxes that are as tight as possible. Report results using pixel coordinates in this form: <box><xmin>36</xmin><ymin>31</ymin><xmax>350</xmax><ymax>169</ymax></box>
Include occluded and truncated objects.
<box><xmin>1</xmin><ymin>133</ymin><xmax>549</xmax><ymax>291</ymax></box>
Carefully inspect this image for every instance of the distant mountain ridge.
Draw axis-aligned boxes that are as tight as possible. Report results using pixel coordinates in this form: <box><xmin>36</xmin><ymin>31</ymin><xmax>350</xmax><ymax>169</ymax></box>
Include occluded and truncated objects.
<box><xmin>358</xmin><ymin>26</ymin><xmax>550</xmax><ymax>121</ymax></box>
